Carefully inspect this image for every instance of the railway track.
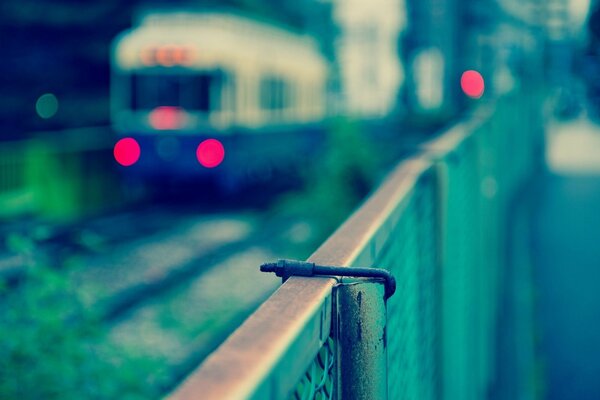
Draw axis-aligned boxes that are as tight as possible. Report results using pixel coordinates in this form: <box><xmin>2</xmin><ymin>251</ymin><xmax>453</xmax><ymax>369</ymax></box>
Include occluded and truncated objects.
<box><xmin>68</xmin><ymin>213</ymin><xmax>256</xmax><ymax>319</ymax></box>
<box><xmin>1</xmin><ymin>202</ymin><xmax>317</xmax><ymax>395</ymax></box>
<box><xmin>106</xmin><ymin>247</ymin><xmax>283</xmax><ymax>392</ymax></box>
<box><xmin>0</xmin><ymin>118</ymin><xmax>434</xmax><ymax>397</ymax></box>
<box><xmin>84</xmin><ymin>211</ymin><xmax>312</xmax><ymax>392</ymax></box>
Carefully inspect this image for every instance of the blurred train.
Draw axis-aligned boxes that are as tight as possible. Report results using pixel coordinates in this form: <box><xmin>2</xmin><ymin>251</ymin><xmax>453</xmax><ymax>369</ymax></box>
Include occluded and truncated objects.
<box><xmin>111</xmin><ymin>4</ymin><xmax>532</xmax><ymax>188</ymax></box>
<box><xmin>111</xmin><ymin>10</ymin><xmax>328</xmax><ymax>187</ymax></box>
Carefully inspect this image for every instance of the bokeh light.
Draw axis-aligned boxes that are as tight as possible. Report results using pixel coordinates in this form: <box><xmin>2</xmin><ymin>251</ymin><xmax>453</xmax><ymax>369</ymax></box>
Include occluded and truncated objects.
<box><xmin>114</xmin><ymin>138</ymin><xmax>141</xmax><ymax>166</ymax></box>
<box><xmin>460</xmin><ymin>70</ymin><xmax>485</xmax><ymax>99</ymax></box>
<box><xmin>156</xmin><ymin>46</ymin><xmax>175</xmax><ymax>67</ymax></box>
<box><xmin>149</xmin><ymin>106</ymin><xmax>186</xmax><ymax>130</ymax></box>
<box><xmin>35</xmin><ymin>93</ymin><xmax>59</xmax><ymax>119</ymax></box>
<box><xmin>196</xmin><ymin>139</ymin><xmax>225</xmax><ymax>168</ymax></box>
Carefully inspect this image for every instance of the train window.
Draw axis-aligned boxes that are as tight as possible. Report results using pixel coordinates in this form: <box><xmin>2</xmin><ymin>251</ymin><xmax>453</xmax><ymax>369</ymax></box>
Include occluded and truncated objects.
<box><xmin>129</xmin><ymin>71</ymin><xmax>223</xmax><ymax>112</ymax></box>
<box><xmin>259</xmin><ymin>77</ymin><xmax>290</xmax><ymax>110</ymax></box>
<box><xmin>182</xmin><ymin>74</ymin><xmax>219</xmax><ymax>112</ymax></box>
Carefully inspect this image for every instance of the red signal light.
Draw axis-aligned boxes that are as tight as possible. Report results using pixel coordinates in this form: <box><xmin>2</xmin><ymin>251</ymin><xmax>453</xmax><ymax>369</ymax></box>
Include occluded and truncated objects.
<box><xmin>196</xmin><ymin>139</ymin><xmax>225</xmax><ymax>168</ymax></box>
<box><xmin>114</xmin><ymin>138</ymin><xmax>140</xmax><ymax>167</ymax></box>
<box><xmin>461</xmin><ymin>70</ymin><xmax>485</xmax><ymax>99</ymax></box>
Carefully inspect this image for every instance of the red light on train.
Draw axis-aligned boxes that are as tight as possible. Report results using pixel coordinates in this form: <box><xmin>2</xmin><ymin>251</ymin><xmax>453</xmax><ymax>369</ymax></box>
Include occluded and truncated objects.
<box><xmin>196</xmin><ymin>139</ymin><xmax>225</xmax><ymax>168</ymax></box>
<box><xmin>171</xmin><ymin>47</ymin><xmax>187</xmax><ymax>65</ymax></box>
<box><xmin>156</xmin><ymin>46</ymin><xmax>175</xmax><ymax>67</ymax></box>
<box><xmin>114</xmin><ymin>138</ymin><xmax>140</xmax><ymax>166</ymax></box>
<box><xmin>140</xmin><ymin>46</ymin><xmax>194</xmax><ymax>66</ymax></box>
<box><xmin>461</xmin><ymin>70</ymin><xmax>485</xmax><ymax>99</ymax></box>
<box><xmin>149</xmin><ymin>106</ymin><xmax>186</xmax><ymax>130</ymax></box>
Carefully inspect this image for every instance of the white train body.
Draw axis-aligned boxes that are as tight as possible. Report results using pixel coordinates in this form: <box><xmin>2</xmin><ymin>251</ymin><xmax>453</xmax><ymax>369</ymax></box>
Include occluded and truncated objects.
<box><xmin>110</xmin><ymin>11</ymin><xmax>329</xmax><ymax>182</ymax></box>
<box><xmin>111</xmin><ymin>11</ymin><xmax>328</xmax><ymax>133</ymax></box>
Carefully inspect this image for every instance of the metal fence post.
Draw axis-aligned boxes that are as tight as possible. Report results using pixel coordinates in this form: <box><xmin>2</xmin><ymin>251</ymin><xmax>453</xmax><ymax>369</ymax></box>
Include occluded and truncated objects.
<box><xmin>334</xmin><ymin>278</ymin><xmax>387</xmax><ymax>399</ymax></box>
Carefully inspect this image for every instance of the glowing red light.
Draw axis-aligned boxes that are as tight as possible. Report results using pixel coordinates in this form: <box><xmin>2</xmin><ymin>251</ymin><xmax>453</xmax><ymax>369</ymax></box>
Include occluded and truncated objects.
<box><xmin>196</xmin><ymin>139</ymin><xmax>225</xmax><ymax>168</ymax></box>
<box><xmin>156</xmin><ymin>46</ymin><xmax>175</xmax><ymax>66</ymax></box>
<box><xmin>139</xmin><ymin>46</ymin><xmax>195</xmax><ymax>66</ymax></box>
<box><xmin>172</xmin><ymin>47</ymin><xmax>185</xmax><ymax>64</ymax></box>
<box><xmin>114</xmin><ymin>138</ymin><xmax>140</xmax><ymax>167</ymax></box>
<box><xmin>461</xmin><ymin>70</ymin><xmax>485</xmax><ymax>99</ymax></box>
<box><xmin>149</xmin><ymin>106</ymin><xmax>186</xmax><ymax>130</ymax></box>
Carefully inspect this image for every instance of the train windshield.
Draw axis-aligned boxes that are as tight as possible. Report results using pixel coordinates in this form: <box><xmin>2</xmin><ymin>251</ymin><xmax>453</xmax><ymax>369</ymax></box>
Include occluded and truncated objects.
<box><xmin>130</xmin><ymin>72</ymin><xmax>222</xmax><ymax>112</ymax></box>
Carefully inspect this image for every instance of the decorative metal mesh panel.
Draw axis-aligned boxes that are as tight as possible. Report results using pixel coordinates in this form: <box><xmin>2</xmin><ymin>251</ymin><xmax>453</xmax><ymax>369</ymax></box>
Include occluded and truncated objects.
<box><xmin>375</xmin><ymin>173</ymin><xmax>440</xmax><ymax>400</ymax></box>
<box><xmin>442</xmin><ymin>135</ymin><xmax>484</xmax><ymax>400</ymax></box>
<box><xmin>289</xmin><ymin>337</ymin><xmax>335</xmax><ymax>400</ymax></box>
<box><xmin>415</xmin><ymin>175</ymin><xmax>441</xmax><ymax>400</ymax></box>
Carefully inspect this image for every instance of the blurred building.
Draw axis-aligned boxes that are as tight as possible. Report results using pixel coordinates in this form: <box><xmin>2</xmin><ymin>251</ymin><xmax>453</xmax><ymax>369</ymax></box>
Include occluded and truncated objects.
<box><xmin>331</xmin><ymin>0</ymin><xmax>407</xmax><ymax>117</ymax></box>
<box><xmin>402</xmin><ymin>0</ymin><xmax>463</xmax><ymax>118</ymax></box>
<box><xmin>543</xmin><ymin>0</ymin><xmax>574</xmax><ymax>87</ymax></box>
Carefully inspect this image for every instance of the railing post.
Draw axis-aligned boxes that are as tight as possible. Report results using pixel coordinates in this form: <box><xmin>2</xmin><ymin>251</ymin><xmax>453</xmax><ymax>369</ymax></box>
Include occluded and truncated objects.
<box><xmin>334</xmin><ymin>278</ymin><xmax>387</xmax><ymax>399</ymax></box>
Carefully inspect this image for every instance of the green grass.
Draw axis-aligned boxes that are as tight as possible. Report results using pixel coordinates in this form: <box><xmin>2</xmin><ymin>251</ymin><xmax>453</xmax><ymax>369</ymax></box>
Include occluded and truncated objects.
<box><xmin>0</xmin><ymin>265</ymin><xmax>162</xmax><ymax>400</ymax></box>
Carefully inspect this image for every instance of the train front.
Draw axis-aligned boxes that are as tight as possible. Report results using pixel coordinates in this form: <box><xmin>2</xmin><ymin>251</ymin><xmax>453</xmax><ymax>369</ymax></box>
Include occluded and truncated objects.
<box><xmin>110</xmin><ymin>11</ymin><xmax>328</xmax><ymax>190</ymax></box>
<box><xmin>110</xmin><ymin>12</ymin><xmax>246</xmax><ymax>189</ymax></box>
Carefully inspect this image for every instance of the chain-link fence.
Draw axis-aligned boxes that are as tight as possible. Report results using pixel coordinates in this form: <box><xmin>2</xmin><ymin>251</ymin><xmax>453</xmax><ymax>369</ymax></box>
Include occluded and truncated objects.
<box><xmin>169</xmin><ymin>90</ymin><xmax>542</xmax><ymax>399</ymax></box>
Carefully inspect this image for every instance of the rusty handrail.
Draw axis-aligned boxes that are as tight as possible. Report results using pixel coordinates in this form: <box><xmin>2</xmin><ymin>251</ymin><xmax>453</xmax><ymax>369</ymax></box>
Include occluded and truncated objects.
<box><xmin>168</xmin><ymin>154</ymin><xmax>433</xmax><ymax>399</ymax></box>
<box><xmin>167</xmin><ymin>90</ymin><xmax>542</xmax><ymax>399</ymax></box>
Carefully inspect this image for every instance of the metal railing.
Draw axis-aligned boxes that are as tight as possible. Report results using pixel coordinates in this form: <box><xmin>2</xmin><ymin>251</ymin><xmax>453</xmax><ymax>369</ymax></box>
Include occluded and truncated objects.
<box><xmin>168</xmin><ymin>90</ymin><xmax>542</xmax><ymax>399</ymax></box>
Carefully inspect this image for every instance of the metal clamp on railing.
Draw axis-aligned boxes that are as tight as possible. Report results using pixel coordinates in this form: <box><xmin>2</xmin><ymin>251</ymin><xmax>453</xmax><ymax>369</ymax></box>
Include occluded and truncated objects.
<box><xmin>260</xmin><ymin>259</ymin><xmax>397</xmax><ymax>300</ymax></box>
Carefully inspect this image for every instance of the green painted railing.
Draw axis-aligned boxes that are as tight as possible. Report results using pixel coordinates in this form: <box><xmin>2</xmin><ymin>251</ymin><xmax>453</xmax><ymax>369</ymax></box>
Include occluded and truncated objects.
<box><xmin>169</xmin><ymin>90</ymin><xmax>543</xmax><ymax>400</ymax></box>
